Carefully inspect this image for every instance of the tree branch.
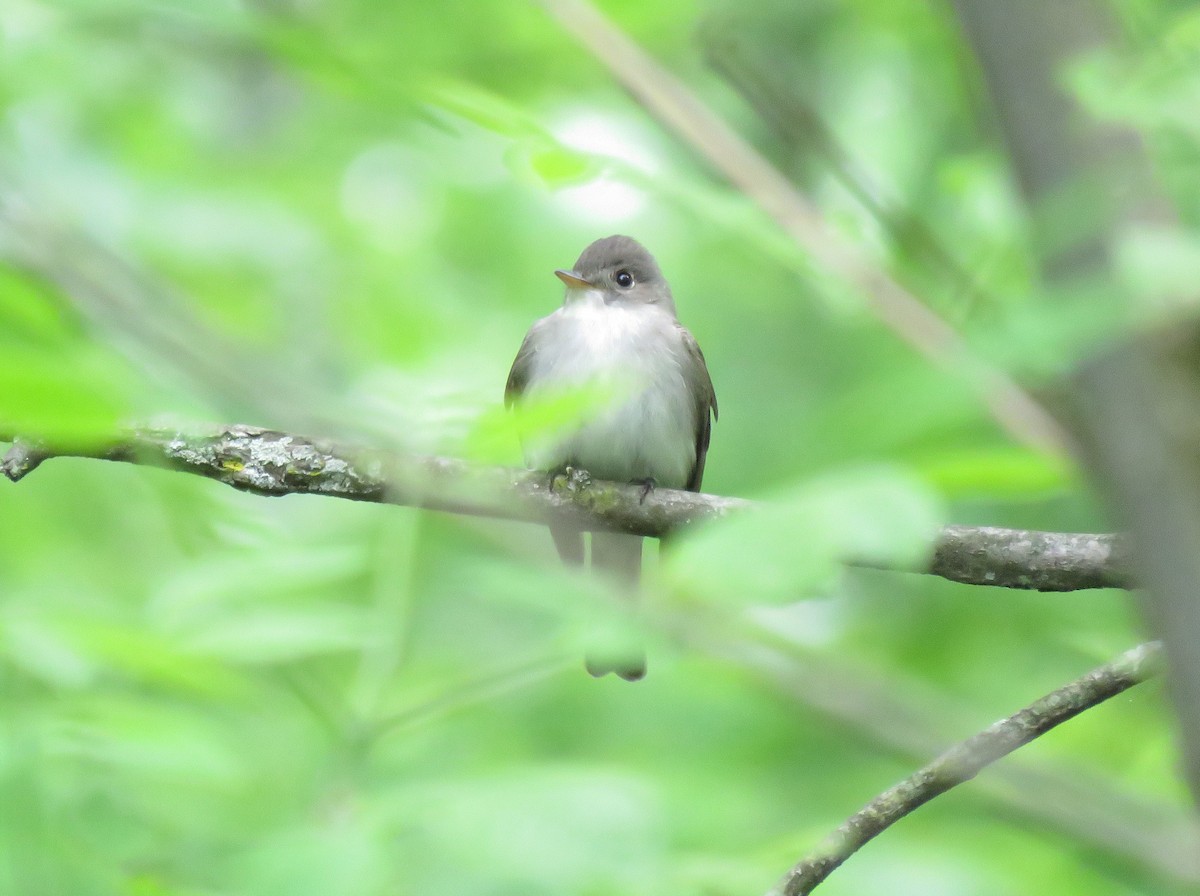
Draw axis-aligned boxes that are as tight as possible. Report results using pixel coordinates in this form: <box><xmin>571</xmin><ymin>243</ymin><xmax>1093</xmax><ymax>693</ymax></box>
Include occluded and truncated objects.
<box><xmin>766</xmin><ymin>640</ymin><xmax>1166</xmax><ymax>896</ymax></box>
<box><xmin>2</xmin><ymin>425</ymin><xmax>1132</xmax><ymax>591</ymax></box>
<box><xmin>928</xmin><ymin>524</ymin><xmax>1129</xmax><ymax>591</ymax></box>
<box><xmin>0</xmin><ymin>425</ymin><xmax>747</xmax><ymax>537</ymax></box>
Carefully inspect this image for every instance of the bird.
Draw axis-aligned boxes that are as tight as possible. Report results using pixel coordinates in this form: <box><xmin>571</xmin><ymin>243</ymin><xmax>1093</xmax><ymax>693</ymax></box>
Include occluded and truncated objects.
<box><xmin>505</xmin><ymin>235</ymin><xmax>717</xmax><ymax>680</ymax></box>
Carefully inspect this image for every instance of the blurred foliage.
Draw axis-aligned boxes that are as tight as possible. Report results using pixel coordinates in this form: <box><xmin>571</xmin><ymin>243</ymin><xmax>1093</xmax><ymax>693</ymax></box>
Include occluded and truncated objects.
<box><xmin>0</xmin><ymin>1</ymin><xmax>1197</xmax><ymax>894</ymax></box>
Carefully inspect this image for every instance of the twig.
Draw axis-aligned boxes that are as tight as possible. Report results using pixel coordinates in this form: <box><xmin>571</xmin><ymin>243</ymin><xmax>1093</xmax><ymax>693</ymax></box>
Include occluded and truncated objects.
<box><xmin>700</xmin><ymin>36</ymin><xmax>988</xmax><ymax>315</ymax></box>
<box><xmin>730</xmin><ymin>633</ymin><xmax>1199</xmax><ymax>886</ymax></box>
<box><xmin>536</xmin><ymin>0</ymin><xmax>1071</xmax><ymax>457</ymax></box>
<box><xmin>2</xmin><ymin>425</ymin><xmax>1132</xmax><ymax>591</ymax></box>
<box><xmin>767</xmin><ymin>640</ymin><xmax>1166</xmax><ymax>896</ymax></box>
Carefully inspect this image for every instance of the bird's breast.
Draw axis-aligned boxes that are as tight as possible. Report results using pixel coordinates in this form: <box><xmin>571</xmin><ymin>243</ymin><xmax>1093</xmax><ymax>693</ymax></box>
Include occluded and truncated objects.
<box><xmin>521</xmin><ymin>302</ymin><xmax>698</xmax><ymax>488</ymax></box>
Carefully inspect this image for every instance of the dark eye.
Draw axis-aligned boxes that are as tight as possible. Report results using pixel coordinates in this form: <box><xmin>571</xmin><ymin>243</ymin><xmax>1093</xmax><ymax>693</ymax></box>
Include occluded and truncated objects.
<box><xmin>614</xmin><ymin>270</ymin><xmax>634</xmax><ymax>288</ymax></box>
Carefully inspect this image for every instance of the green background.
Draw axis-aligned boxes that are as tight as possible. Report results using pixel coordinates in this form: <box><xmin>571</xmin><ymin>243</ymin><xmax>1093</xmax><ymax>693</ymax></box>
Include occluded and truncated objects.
<box><xmin>1</xmin><ymin>1</ymin><xmax>1196</xmax><ymax>894</ymax></box>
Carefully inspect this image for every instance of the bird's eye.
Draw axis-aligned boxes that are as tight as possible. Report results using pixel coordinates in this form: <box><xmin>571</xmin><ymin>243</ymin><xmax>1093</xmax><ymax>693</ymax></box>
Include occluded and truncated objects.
<box><xmin>614</xmin><ymin>270</ymin><xmax>634</xmax><ymax>288</ymax></box>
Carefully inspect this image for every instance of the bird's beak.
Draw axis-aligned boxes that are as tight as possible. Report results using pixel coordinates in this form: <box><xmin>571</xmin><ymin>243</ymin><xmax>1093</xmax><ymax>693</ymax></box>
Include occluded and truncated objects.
<box><xmin>554</xmin><ymin>269</ymin><xmax>592</xmax><ymax>290</ymax></box>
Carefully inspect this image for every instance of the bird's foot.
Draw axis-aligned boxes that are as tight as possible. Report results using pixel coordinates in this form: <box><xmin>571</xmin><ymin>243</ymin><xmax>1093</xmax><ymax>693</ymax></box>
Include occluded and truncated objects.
<box><xmin>632</xmin><ymin>477</ymin><xmax>657</xmax><ymax>504</ymax></box>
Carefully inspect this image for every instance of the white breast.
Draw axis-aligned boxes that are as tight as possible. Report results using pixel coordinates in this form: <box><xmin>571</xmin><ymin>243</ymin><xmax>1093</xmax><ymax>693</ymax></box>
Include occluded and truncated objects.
<box><xmin>520</xmin><ymin>295</ymin><xmax>698</xmax><ymax>489</ymax></box>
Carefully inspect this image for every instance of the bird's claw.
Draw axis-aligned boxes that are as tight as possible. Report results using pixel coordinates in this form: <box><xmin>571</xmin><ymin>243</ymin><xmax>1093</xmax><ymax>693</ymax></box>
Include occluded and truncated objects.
<box><xmin>633</xmin><ymin>478</ymin><xmax>656</xmax><ymax>504</ymax></box>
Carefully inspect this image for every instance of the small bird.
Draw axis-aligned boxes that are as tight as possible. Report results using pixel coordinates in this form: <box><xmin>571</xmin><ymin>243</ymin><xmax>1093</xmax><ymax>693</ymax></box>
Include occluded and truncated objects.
<box><xmin>505</xmin><ymin>235</ymin><xmax>717</xmax><ymax>680</ymax></box>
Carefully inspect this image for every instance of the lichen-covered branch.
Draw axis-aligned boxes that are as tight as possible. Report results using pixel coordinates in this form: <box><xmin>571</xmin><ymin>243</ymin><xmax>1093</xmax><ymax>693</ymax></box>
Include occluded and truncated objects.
<box><xmin>2</xmin><ymin>425</ymin><xmax>1132</xmax><ymax>591</ymax></box>
<box><xmin>767</xmin><ymin>640</ymin><xmax>1165</xmax><ymax>896</ymax></box>
<box><xmin>0</xmin><ymin>425</ymin><xmax>747</xmax><ymax>537</ymax></box>
<box><xmin>930</xmin><ymin>525</ymin><xmax>1130</xmax><ymax>590</ymax></box>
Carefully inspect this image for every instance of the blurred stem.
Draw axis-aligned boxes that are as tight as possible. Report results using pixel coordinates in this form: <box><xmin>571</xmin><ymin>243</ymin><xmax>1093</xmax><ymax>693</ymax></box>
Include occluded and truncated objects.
<box><xmin>764</xmin><ymin>641</ymin><xmax>1166</xmax><ymax>896</ymax></box>
<box><xmin>349</xmin><ymin>512</ymin><xmax>422</xmax><ymax>716</ymax></box>
<box><xmin>362</xmin><ymin>653</ymin><xmax>572</xmax><ymax>746</ymax></box>
<box><xmin>278</xmin><ymin>666</ymin><xmax>348</xmax><ymax>741</ymax></box>
<box><xmin>700</xmin><ymin>31</ymin><xmax>986</xmax><ymax>319</ymax></box>
<box><xmin>0</xmin><ymin>197</ymin><xmax>342</xmax><ymax>434</ymax></box>
<box><xmin>536</xmin><ymin>0</ymin><xmax>1070</xmax><ymax>457</ymax></box>
<box><xmin>2</xmin><ymin>425</ymin><xmax>1132</xmax><ymax>590</ymax></box>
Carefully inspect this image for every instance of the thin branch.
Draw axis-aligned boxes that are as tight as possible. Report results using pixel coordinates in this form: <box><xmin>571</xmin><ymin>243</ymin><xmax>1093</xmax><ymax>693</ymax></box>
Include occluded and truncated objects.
<box><xmin>729</xmin><ymin>631</ymin><xmax>1199</xmax><ymax>886</ymax></box>
<box><xmin>766</xmin><ymin>640</ymin><xmax>1166</xmax><ymax>896</ymax></box>
<box><xmin>2</xmin><ymin>425</ymin><xmax>1132</xmax><ymax>591</ymax></box>
<box><xmin>536</xmin><ymin>0</ymin><xmax>1071</xmax><ymax>457</ymax></box>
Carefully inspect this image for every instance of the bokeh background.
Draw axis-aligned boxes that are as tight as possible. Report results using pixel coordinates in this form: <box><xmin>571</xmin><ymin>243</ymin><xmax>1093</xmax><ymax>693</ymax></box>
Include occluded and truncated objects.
<box><xmin>2</xmin><ymin>1</ymin><xmax>1198</xmax><ymax>894</ymax></box>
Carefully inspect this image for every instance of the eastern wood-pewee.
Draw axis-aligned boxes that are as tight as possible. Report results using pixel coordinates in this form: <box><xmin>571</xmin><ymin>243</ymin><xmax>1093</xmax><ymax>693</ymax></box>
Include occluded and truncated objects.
<box><xmin>506</xmin><ymin>235</ymin><xmax>717</xmax><ymax>680</ymax></box>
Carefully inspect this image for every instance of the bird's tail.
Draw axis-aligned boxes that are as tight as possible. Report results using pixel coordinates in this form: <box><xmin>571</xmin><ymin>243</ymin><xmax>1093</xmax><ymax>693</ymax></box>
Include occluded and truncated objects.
<box><xmin>584</xmin><ymin>532</ymin><xmax>645</xmax><ymax>681</ymax></box>
<box><xmin>550</xmin><ymin>525</ymin><xmax>585</xmax><ymax>567</ymax></box>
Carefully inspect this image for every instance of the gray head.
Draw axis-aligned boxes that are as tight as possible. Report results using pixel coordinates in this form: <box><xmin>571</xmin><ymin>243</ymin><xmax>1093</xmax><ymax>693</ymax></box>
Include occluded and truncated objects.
<box><xmin>555</xmin><ymin>235</ymin><xmax>676</xmax><ymax>314</ymax></box>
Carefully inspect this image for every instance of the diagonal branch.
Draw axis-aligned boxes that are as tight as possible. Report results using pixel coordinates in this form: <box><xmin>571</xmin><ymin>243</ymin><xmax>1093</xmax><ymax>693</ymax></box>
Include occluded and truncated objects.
<box><xmin>766</xmin><ymin>640</ymin><xmax>1166</xmax><ymax>896</ymax></box>
<box><xmin>2</xmin><ymin>424</ymin><xmax>1131</xmax><ymax>591</ymax></box>
<box><xmin>536</xmin><ymin>0</ymin><xmax>1070</xmax><ymax>457</ymax></box>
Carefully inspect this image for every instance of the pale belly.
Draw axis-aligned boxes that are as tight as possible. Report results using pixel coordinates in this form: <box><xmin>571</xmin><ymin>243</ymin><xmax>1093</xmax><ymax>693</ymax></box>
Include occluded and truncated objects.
<box><xmin>521</xmin><ymin>301</ymin><xmax>697</xmax><ymax>489</ymax></box>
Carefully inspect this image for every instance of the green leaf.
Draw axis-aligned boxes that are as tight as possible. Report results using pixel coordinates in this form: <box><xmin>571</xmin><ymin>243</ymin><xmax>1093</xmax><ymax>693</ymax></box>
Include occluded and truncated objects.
<box><xmin>182</xmin><ymin>606</ymin><xmax>370</xmax><ymax>664</ymax></box>
<box><xmin>524</xmin><ymin>139</ymin><xmax>602</xmax><ymax>187</ymax></box>
<box><xmin>0</xmin><ymin>349</ymin><xmax>127</xmax><ymax>443</ymax></box>
<box><xmin>423</xmin><ymin>78</ymin><xmax>548</xmax><ymax>140</ymax></box>
<box><xmin>0</xmin><ymin>265</ymin><xmax>73</xmax><ymax>346</ymax></box>
<box><xmin>500</xmin><ymin>378</ymin><xmax>635</xmax><ymax>462</ymax></box>
<box><xmin>913</xmin><ymin>447</ymin><xmax>1075</xmax><ymax>498</ymax></box>
<box><xmin>662</xmin><ymin>466</ymin><xmax>943</xmax><ymax>603</ymax></box>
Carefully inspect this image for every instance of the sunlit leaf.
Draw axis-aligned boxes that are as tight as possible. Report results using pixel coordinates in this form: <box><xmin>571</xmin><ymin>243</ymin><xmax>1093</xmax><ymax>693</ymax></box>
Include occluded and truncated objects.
<box><xmin>500</xmin><ymin>378</ymin><xmax>635</xmax><ymax>466</ymax></box>
<box><xmin>913</xmin><ymin>447</ymin><xmax>1075</xmax><ymax>498</ymax></box>
<box><xmin>524</xmin><ymin>138</ymin><xmax>602</xmax><ymax>187</ymax></box>
<box><xmin>0</xmin><ymin>349</ymin><xmax>127</xmax><ymax>442</ymax></box>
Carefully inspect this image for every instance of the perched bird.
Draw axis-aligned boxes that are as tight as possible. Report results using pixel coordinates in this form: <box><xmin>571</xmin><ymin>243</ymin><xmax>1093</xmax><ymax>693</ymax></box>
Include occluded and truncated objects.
<box><xmin>505</xmin><ymin>235</ymin><xmax>717</xmax><ymax>679</ymax></box>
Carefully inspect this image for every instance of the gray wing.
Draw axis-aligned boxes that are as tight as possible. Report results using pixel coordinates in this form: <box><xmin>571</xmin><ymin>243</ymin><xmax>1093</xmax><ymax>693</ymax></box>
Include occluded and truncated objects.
<box><xmin>507</xmin><ymin>320</ymin><xmax>586</xmax><ymax>567</ymax></box>
<box><xmin>504</xmin><ymin>323</ymin><xmax>542</xmax><ymax>407</ymax></box>
<box><xmin>680</xmin><ymin>326</ymin><xmax>717</xmax><ymax>492</ymax></box>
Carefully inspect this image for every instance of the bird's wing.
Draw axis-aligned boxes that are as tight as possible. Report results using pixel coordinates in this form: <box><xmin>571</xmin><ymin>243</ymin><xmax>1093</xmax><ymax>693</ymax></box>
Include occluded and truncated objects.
<box><xmin>680</xmin><ymin>326</ymin><xmax>717</xmax><ymax>492</ymax></box>
<box><xmin>504</xmin><ymin>321</ymin><xmax>543</xmax><ymax>407</ymax></box>
<box><xmin>506</xmin><ymin>317</ymin><xmax>588</xmax><ymax>572</ymax></box>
